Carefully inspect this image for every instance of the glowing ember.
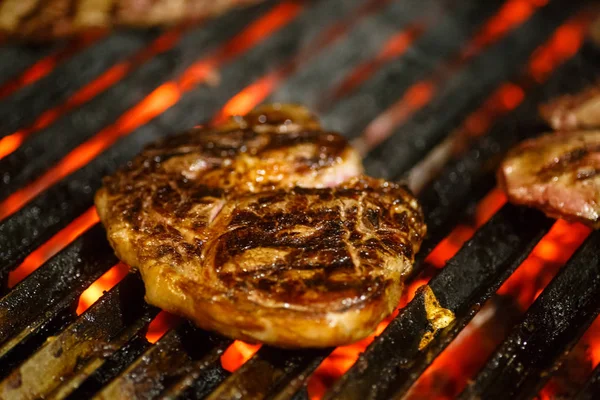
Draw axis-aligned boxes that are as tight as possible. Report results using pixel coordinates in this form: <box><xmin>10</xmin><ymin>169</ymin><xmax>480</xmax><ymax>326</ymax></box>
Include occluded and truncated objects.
<box><xmin>221</xmin><ymin>341</ymin><xmax>261</xmax><ymax>372</ymax></box>
<box><xmin>216</xmin><ymin>72</ymin><xmax>283</xmax><ymax>121</ymax></box>
<box><xmin>0</xmin><ymin>133</ymin><xmax>25</xmax><ymax>159</ymax></box>
<box><xmin>0</xmin><ymin>32</ymin><xmax>104</xmax><ymax>100</ymax></box>
<box><xmin>0</xmin><ymin>28</ymin><xmax>185</xmax><ymax>161</ymax></box>
<box><xmin>7</xmin><ymin>207</ymin><xmax>99</xmax><ymax>288</ymax></box>
<box><xmin>463</xmin><ymin>0</ymin><xmax>548</xmax><ymax>59</ymax></box>
<box><xmin>145</xmin><ymin>311</ymin><xmax>182</xmax><ymax>344</ymax></box>
<box><xmin>75</xmin><ymin>262</ymin><xmax>130</xmax><ymax>315</ymax></box>
<box><xmin>406</xmin><ymin>220</ymin><xmax>590</xmax><ymax>399</ymax></box>
<box><xmin>0</xmin><ymin>2</ymin><xmax>300</xmax><ymax>222</ymax></box>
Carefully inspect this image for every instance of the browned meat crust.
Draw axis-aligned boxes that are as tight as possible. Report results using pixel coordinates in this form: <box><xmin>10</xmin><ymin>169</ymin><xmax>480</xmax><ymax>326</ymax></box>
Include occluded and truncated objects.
<box><xmin>0</xmin><ymin>0</ymin><xmax>259</xmax><ymax>40</ymax></box>
<box><xmin>539</xmin><ymin>83</ymin><xmax>600</xmax><ymax>131</ymax></box>
<box><xmin>95</xmin><ymin>104</ymin><xmax>426</xmax><ymax>347</ymax></box>
<box><xmin>498</xmin><ymin>131</ymin><xmax>600</xmax><ymax>228</ymax></box>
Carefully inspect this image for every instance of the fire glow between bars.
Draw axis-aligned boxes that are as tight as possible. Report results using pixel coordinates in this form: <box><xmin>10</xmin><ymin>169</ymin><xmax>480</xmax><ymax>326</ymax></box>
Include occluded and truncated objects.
<box><xmin>215</xmin><ymin>0</ymin><xmax>392</xmax><ymax>121</ymax></box>
<box><xmin>7</xmin><ymin>207</ymin><xmax>99</xmax><ymax>288</ymax></box>
<box><xmin>0</xmin><ymin>32</ymin><xmax>105</xmax><ymax>100</ymax></box>
<box><xmin>360</xmin><ymin>0</ymin><xmax>550</xmax><ymax>151</ymax></box>
<box><xmin>0</xmin><ymin>27</ymin><xmax>186</xmax><ymax>160</ymax></box>
<box><xmin>323</xmin><ymin>24</ymin><xmax>426</xmax><ymax>105</ymax></box>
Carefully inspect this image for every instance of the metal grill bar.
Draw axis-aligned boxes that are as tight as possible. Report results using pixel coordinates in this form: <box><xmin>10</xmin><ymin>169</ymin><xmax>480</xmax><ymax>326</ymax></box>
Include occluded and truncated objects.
<box><xmin>208</xmin><ymin>346</ymin><xmax>328</xmax><ymax>399</ymax></box>
<box><xmin>324</xmin><ymin>205</ymin><xmax>552</xmax><ymax>400</ymax></box>
<box><xmin>96</xmin><ymin>322</ymin><xmax>230</xmax><ymax>399</ymax></box>
<box><xmin>0</xmin><ymin>43</ymin><xmax>60</xmax><ymax>88</ymax></box>
<box><xmin>66</xmin><ymin>335</ymin><xmax>152</xmax><ymax>399</ymax></box>
<box><xmin>0</xmin><ymin>273</ymin><xmax>157</xmax><ymax>399</ymax></box>
<box><xmin>460</xmin><ymin>231</ymin><xmax>600</xmax><ymax>400</ymax></box>
<box><xmin>0</xmin><ymin>31</ymin><xmax>159</xmax><ymax>139</ymax></box>
<box><xmin>576</xmin><ymin>364</ymin><xmax>600</xmax><ymax>400</ymax></box>
<box><xmin>0</xmin><ymin>225</ymin><xmax>116</xmax><ymax>372</ymax></box>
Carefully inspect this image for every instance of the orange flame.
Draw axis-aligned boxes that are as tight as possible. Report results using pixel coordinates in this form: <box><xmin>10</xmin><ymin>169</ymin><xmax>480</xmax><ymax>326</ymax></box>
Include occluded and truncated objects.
<box><xmin>0</xmin><ymin>28</ymin><xmax>184</xmax><ymax>161</ymax></box>
<box><xmin>217</xmin><ymin>72</ymin><xmax>283</xmax><ymax>121</ymax></box>
<box><xmin>0</xmin><ymin>2</ymin><xmax>301</xmax><ymax>222</ymax></box>
<box><xmin>7</xmin><ymin>207</ymin><xmax>99</xmax><ymax>288</ymax></box>
<box><xmin>407</xmin><ymin>221</ymin><xmax>590</xmax><ymax>399</ymax></box>
<box><xmin>0</xmin><ymin>32</ymin><xmax>104</xmax><ymax>100</ymax></box>
<box><xmin>221</xmin><ymin>341</ymin><xmax>261</xmax><ymax>372</ymax></box>
<box><xmin>75</xmin><ymin>262</ymin><xmax>130</xmax><ymax>315</ymax></box>
<box><xmin>145</xmin><ymin>311</ymin><xmax>182</xmax><ymax>344</ymax></box>
<box><xmin>0</xmin><ymin>133</ymin><xmax>26</xmax><ymax>159</ymax></box>
<box><xmin>463</xmin><ymin>0</ymin><xmax>548</xmax><ymax>59</ymax></box>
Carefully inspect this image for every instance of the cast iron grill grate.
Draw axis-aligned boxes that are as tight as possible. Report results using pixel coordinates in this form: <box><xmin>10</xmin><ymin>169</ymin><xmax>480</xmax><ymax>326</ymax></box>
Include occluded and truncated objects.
<box><xmin>0</xmin><ymin>0</ymin><xmax>599</xmax><ymax>399</ymax></box>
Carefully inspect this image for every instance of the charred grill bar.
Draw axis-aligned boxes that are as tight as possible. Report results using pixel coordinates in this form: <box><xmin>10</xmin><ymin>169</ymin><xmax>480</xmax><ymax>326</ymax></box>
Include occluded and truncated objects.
<box><xmin>0</xmin><ymin>0</ymin><xmax>599</xmax><ymax>399</ymax></box>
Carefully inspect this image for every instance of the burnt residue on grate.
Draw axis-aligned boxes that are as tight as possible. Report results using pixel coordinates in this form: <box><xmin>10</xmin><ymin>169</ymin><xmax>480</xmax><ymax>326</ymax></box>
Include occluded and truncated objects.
<box><xmin>0</xmin><ymin>225</ymin><xmax>117</xmax><ymax>376</ymax></box>
<box><xmin>96</xmin><ymin>322</ymin><xmax>231</xmax><ymax>400</ymax></box>
<box><xmin>0</xmin><ymin>273</ymin><xmax>157</xmax><ymax>399</ymax></box>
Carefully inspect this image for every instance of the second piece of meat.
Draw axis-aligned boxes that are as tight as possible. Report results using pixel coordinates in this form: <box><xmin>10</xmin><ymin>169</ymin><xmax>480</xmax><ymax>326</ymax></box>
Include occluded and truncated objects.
<box><xmin>498</xmin><ymin>130</ymin><xmax>600</xmax><ymax>228</ymax></box>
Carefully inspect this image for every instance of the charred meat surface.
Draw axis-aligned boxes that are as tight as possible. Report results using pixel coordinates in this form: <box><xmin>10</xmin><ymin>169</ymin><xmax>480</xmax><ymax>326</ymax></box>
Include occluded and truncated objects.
<box><xmin>539</xmin><ymin>83</ymin><xmax>600</xmax><ymax>130</ymax></box>
<box><xmin>96</xmin><ymin>104</ymin><xmax>425</xmax><ymax>347</ymax></box>
<box><xmin>0</xmin><ymin>0</ymin><xmax>259</xmax><ymax>40</ymax></box>
<box><xmin>498</xmin><ymin>131</ymin><xmax>600</xmax><ymax>228</ymax></box>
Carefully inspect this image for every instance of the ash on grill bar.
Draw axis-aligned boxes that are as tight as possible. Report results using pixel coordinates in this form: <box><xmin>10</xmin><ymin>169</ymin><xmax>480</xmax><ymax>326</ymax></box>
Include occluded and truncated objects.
<box><xmin>0</xmin><ymin>0</ymin><xmax>599</xmax><ymax>399</ymax></box>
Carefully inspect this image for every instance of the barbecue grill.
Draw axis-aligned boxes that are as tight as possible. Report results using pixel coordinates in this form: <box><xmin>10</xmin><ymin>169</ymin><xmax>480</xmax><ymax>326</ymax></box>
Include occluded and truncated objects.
<box><xmin>0</xmin><ymin>0</ymin><xmax>599</xmax><ymax>399</ymax></box>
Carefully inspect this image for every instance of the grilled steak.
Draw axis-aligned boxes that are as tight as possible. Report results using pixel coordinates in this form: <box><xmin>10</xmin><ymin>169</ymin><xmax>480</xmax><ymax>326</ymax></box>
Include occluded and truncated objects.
<box><xmin>96</xmin><ymin>104</ymin><xmax>426</xmax><ymax>347</ymax></box>
<box><xmin>498</xmin><ymin>131</ymin><xmax>600</xmax><ymax>228</ymax></box>
<box><xmin>539</xmin><ymin>83</ymin><xmax>600</xmax><ymax>131</ymax></box>
<box><xmin>0</xmin><ymin>0</ymin><xmax>259</xmax><ymax>40</ymax></box>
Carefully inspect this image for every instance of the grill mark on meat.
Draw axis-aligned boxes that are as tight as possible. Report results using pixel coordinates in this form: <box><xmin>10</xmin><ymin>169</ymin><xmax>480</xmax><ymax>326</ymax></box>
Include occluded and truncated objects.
<box><xmin>537</xmin><ymin>146</ymin><xmax>589</xmax><ymax>181</ymax></box>
<box><xmin>499</xmin><ymin>130</ymin><xmax>600</xmax><ymax>229</ymax></box>
<box><xmin>577</xmin><ymin>167</ymin><xmax>600</xmax><ymax>181</ymax></box>
<box><xmin>209</xmin><ymin>183</ymin><xmax>420</xmax><ymax>306</ymax></box>
<box><xmin>536</xmin><ymin>143</ymin><xmax>600</xmax><ymax>182</ymax></box>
